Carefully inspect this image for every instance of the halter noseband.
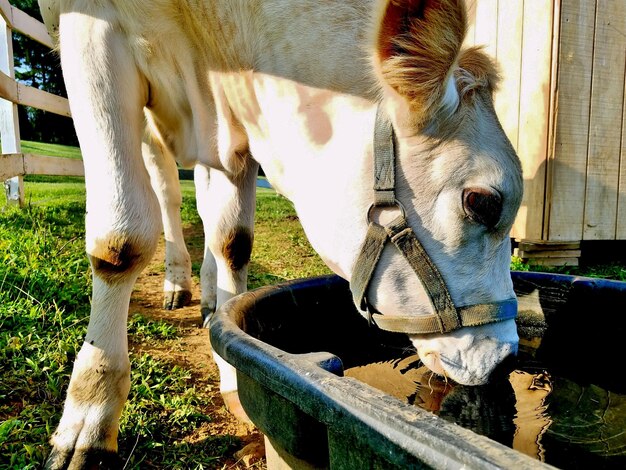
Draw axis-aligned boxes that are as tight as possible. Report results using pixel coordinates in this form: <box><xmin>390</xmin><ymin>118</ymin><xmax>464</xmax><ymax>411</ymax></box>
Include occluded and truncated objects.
<box><xmin>350</xmin><ymin>106</ymin><xmax>517</xmax><ymax>335</ymax></box>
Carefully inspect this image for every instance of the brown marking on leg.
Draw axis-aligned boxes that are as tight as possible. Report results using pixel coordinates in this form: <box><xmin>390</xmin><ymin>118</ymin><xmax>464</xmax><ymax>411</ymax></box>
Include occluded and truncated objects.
<box><xmin>67</xmin><ymin>365</ymin><xmax>130</xmax><ymax>407</ymax></box>
<box><xmin>221</xmin><ymin>226</ymin><xmax>253</xmax><ymax>272</ymax></box>
<box><xmin>45</xmin><ymin>367</ymin><xmax>129</xmax><ymax>468</ymax></box>
<box><xmin>89</xmin><ymin>235</ymin><xmax>150</xmax><ymax>283</ymax></box>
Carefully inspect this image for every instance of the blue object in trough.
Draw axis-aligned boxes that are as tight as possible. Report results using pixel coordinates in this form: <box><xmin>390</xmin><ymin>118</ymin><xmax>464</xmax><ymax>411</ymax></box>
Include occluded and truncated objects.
<box><xmin>210</xmin><ymin>272</ymin><xmax>626</xmax><ymax>469</ymax></box>
<box><xmin>256</xmin><ymin>178</ymin><xmax>272</xmax><ymax>189</ymax></box>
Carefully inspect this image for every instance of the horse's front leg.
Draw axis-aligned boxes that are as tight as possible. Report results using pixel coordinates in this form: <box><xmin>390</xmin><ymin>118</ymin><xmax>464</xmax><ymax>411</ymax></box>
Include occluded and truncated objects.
<box><xmin>196</xmin><ymin>160</ymin><xmax>258</xmax><ymax>421</ymax></box>
<box><xmin>142</xmin><ymin>134</ymin><xmax>193</xmax><ymax>310</ymax></box>
<box><xmin>45</xmin><ymin>13</ymin><xmax>160</xmax><ymax>469</ymax></box>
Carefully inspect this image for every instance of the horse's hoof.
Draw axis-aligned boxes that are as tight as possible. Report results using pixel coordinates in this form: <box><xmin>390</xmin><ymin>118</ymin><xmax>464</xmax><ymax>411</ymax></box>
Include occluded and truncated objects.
<box><xmin>201</xmin><ymin>307</ymin><xmax>214</xmax><ymax>328</ymax></box>
<box><xmin>45</xmin><ymin>446</ymin><xmax>121</xmax><ymax>470</ymax></box>
<box><xmin>234</xmin><ymin>439</ymin><xmax>266</xmax><ymax>467</ymax></box>
<box><xmin>163</xmin><ymin>289</ymin><xmax>192</xmax><ymax>310</ymax></box>
<box><xmin>222</xmin><ymin>390</ymin><xmax>253</xmax><ymax>425</ymax></box>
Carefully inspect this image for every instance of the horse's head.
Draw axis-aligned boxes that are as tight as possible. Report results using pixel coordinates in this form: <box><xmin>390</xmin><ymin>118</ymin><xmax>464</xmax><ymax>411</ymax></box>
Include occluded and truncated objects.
<box><xmin>352</xmin><ymin>0</ymin><xmax>523</xmax><ymax>385</ymax></box>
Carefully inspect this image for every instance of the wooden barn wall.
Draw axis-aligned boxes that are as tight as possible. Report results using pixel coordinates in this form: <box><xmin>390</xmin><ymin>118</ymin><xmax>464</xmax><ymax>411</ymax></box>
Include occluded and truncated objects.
<box><xmin>464</xmin><ymin>0</ymin><xmax>555</xmax><ymax>241</ymax></box>
<box><xmin>466</xmin><ymin>0</ymin><xmax>626</xmax><ymax>243</ymax></box>
<box><xmin>551</xmin><ymin>1</ymin><xmax>626</xmax><ymax>241</ymax></box>
<box><xmin>548</xmin><ymin>1</ymin><xmax>595</xmax><ymax>241</ymax></box>
<box><xmin>581</xmin><ymin>1</ymin><xmax>625</xmax><ymax>241</ymax></box>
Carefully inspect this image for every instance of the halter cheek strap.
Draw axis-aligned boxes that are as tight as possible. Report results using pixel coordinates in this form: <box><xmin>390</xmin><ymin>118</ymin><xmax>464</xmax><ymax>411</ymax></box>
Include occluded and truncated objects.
<box><xmin>350</xmin><ymin>105</ymin><xmax>517</xmax><ymax>335</ymax></box>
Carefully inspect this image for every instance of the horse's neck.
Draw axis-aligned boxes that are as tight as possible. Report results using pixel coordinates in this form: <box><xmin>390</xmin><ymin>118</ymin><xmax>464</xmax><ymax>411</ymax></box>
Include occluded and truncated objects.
<box><xmin>233</xmin><ymin>75</ymin><xmax>376</xmax><ymax>278</ymax></box>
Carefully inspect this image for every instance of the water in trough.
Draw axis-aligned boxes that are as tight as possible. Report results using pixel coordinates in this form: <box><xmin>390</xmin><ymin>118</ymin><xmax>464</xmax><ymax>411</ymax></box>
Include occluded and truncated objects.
<box><xmin>225</xmin><ymin>273</ymin><xmax>626</xmax><ymax>469</ymax></box>
<box><xmin>344</xmin><ymin>337</ymin><xmax>626</xmax><ymax>469</ymax></box>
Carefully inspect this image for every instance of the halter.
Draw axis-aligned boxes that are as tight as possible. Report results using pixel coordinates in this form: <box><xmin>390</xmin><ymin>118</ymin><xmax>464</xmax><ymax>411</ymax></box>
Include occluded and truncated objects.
<box><xmin>350</xmin><ymin>105</ymin><xmax>517</xmax><ymax>335</ymax></box>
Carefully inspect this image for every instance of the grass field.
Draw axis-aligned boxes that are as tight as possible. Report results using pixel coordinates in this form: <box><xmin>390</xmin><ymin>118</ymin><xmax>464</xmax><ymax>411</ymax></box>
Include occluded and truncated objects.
<box><xmin>20</xmin><ymin>140</ymin><xmax>82</xmax><ymax>160</ymax></box>
<box><xmin>1</xmin><ymin>176</ymin><xmax>624</xmax><ymax>468</ymax></box>
<box><xmin>0</xmin><ymin>178</ymin><xmax>330</xmax><ymax>469</ymax></box>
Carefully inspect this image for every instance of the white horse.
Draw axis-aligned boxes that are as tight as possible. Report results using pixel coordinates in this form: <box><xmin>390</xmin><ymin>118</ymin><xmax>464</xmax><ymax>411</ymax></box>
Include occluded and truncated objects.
<box><xmin>39</xmin><ymin>0</ymin><xmax>523</xmax><ymax>467</ymax></box>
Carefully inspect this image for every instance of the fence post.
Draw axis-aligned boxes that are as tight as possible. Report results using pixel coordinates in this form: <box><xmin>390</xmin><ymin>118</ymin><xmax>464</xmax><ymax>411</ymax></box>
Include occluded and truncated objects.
<box><xmin>0</xmin><ymin>13</ymin><xmax>23</xmax><ymax>206</ymax></box>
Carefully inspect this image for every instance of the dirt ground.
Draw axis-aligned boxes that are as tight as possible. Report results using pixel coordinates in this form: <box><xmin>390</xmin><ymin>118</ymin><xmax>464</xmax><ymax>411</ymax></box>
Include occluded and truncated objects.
<box><xmin>128</xmin><ymin>231</ymin><xmax>267</xmax><ymax>469</ymax></box>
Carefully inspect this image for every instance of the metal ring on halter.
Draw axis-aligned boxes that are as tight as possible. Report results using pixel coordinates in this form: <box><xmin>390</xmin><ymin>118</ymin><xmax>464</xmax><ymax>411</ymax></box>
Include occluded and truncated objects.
<box><xmin>366</xmin><ymin>199</ymin><xmax>407</xmax><ymax>225</ymax></box>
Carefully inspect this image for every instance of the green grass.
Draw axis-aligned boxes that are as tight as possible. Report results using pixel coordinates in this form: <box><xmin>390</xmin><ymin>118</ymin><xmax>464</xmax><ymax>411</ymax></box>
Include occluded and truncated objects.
<box><xmin>1</xmin><ymin>177</ymin><xmax>625</xmax><ymax>468</ymax></box>
<box><xmin>16</xmin><ymin>140</ymin><xmax>85</xmax><ymax>203</ymax></box>
<box><xmin>0</xmin><ymin>182</ymin><xmax>236</xmax><ymax>469</ymax></box>
<box><xmin>0</xmin><ymin>178</ymin><xmax>330</xmax><ymax>469</ymax></box>
<box><xmin>0</xmin><ymin>201</ymin><xmax>91</xmax><ymax>468</ymax></box>
<box><xmin>20</xmin><ymin>140</ymin><xmax>82</xmax><ymax>160</ymax></box>
<box><xmin>511</xmin><ymin>255</ymin><xmax>626</xmax><ymax>281</ymax></box>
<box><xmin>21</xmin><ymin>178</ymin><xmax>86</xmax><ymax>206</ymax></box>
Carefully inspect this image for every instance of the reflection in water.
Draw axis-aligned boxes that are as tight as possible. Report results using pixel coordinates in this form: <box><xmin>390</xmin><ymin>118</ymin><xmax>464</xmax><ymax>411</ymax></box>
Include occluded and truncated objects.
<box><xmin>344</xmin><ymin>345</ymin><xmax>626</xmax><ymax>469</ymax></box>
<box><xmin>509</xmin><ymin>370</ymin><xmax>552</xmax><ymax>461</ymax></box>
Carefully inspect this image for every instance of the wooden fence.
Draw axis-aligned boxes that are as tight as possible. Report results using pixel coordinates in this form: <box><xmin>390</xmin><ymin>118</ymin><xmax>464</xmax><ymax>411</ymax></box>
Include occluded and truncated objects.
<box><xmin>0</xmin><ymin>0</ymin><xmax>82</xmax><ymax>206</ymax></box>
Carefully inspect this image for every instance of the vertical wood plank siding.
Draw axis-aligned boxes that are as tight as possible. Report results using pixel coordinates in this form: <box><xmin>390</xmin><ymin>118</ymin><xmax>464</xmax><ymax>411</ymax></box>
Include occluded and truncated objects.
<box><xmin>468</xmin><ymin>0</ymin><xmax>626</xmax><ymax>243</ymax></box>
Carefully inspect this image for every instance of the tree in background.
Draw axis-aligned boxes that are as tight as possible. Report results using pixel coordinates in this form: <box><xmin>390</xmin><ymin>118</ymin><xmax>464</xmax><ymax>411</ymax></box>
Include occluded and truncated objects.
<box><xmin>11</xmin><ymin>0</ymin><xmax>78</xmax><ymax>146</ymax></box>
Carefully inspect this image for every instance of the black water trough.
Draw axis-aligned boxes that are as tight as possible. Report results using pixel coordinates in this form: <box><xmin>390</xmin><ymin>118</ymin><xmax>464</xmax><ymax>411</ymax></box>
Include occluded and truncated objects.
<box><xmin>210</xmin><ymin>272</ymin><xmax>626</xmax><ymax>469</ymax></box>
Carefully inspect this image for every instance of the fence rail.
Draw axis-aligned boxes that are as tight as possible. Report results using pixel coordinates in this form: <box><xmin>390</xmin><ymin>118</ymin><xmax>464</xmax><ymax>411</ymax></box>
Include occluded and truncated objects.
<box><xmin>0</xmin><ymin>0</ymin><xmax>83</xmax><ymax>206</ymax></box>
<box><xmin>0</xmin><ymin>69</ymin><xmax>71</xmax><ymax>116</ymax></box>
<box><xmin>1</xmin><ymin>152</ymin><xmax>83</xmax><ymax>179</ymax></box>
<box><xmin>0</xmin><ymin>0</ymin><xmax>52</xmax><ymax>47</ymax></box>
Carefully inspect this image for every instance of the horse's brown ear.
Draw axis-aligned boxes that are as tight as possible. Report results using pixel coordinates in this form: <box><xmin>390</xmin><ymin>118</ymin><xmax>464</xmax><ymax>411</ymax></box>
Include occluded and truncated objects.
<box><xmin>373</xmin><ymin>0</ymin><xmax>466</xmax><ymax>125</ymax></box>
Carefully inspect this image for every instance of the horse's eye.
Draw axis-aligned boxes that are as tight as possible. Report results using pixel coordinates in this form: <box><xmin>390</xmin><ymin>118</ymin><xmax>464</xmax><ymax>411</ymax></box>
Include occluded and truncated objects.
<box><xmin>462</xmin><ymin>187</ymin><xmax>502</xmax><ymax>229</ymax></box>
